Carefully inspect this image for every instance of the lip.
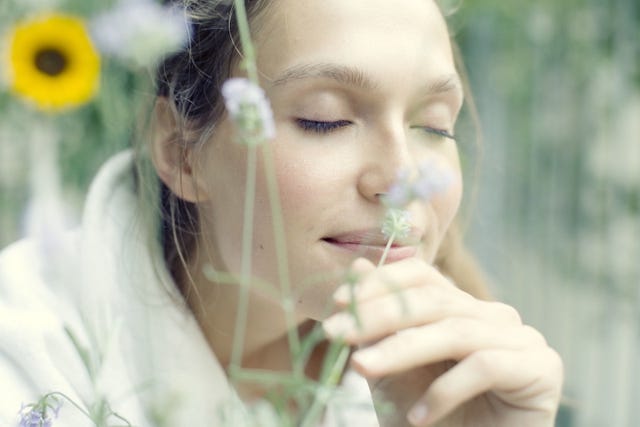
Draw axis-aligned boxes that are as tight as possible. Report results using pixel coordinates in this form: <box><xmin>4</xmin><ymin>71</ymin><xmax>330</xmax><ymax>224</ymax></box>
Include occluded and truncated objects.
<box><xmin>322</xmin><ymin>228</ymin><xmax>421</xmax><ymax>264</ymax></box>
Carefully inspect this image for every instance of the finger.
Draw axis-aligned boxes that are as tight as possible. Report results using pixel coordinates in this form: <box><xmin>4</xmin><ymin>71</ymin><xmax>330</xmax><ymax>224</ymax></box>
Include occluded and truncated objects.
<box><xmin>333</xmin><ymin>257</ymin><xmax>457</xmax><ymax>307</ymax></box>
<box><xmin>325</xmin><ymin>286</ymin><xmax>528</xmax><ymax>343</ymax></box>
<box><xmin>350</xmin><ymin>256</ymin><xmax>377</xmax><ymax>275</ymax></box>
<box><xmin>407</xmin><ymin>348</ymin><xmax>563</xmax><ymax>426</ymax></box>
<box><xmin>349</xmin><ymin>319</ymin><xmax>547</xmax><ymax>377</ymax></box>
<box><xmin>336</xmin><ymin>257</ymin><xmax>377</xmax><ymax>305</ymax></box>
<box><xmin>324</xmin><ymin>284</ymin><xmax>477</xmax><ymax>343</ymax></box>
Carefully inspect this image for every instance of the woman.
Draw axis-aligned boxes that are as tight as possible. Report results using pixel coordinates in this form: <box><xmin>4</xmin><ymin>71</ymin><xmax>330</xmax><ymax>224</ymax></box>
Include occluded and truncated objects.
<box><xmin>0</xmin><ymin>0</ymin><xmax>563</xmax><ymax>426</ymax></box>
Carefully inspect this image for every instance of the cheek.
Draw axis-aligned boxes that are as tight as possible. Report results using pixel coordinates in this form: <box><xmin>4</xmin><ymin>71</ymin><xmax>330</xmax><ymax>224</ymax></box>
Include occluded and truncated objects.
<box><xmin>423</xmin><ymin>145</ymin><xmax>463</xmax><ymax>229</ymax></box>
<box><xmin>271</xmin><ymin>145</ymin><xmax>346</xmax><ymax>221</ymax></box>
<box><xmin>275</xmin><ymin>160</ymin><xmax>317</xmax><ymax>210</ymax></box>
<box><xmin>437</xmin><ymin>172</ymin><xmax>463</xmax><ymax>228</ymax></box>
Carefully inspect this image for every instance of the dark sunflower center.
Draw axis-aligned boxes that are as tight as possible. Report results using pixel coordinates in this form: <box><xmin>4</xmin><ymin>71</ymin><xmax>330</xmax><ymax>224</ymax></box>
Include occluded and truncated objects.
<box><xmin>35</xmin><ymin>48</ymin><xmax>68</xmax><ymax>76</ymax></box>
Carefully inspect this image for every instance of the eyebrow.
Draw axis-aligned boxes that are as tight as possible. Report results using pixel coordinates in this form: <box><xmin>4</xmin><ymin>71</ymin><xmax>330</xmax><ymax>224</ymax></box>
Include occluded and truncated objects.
<box><xmin>270</xmin><ymin>62</ymin><xmax>462</xmax><ymax>97</ymax></box>
<box><xmin>271</xmin><ymin>63</ymin><xmax>378</xmax><ymax>90</ymax></box>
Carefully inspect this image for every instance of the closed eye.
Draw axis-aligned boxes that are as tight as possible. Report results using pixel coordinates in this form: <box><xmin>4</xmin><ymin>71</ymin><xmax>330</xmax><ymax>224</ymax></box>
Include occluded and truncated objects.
<box><xmin>296</xmin><ymin>118</ymin><xmax>352</xmax><ymax>134</ymax></box>
<box><xmin>411</xmin><ymin>126</ymin><xmax>456</xmax><ymax>141</ymax></box>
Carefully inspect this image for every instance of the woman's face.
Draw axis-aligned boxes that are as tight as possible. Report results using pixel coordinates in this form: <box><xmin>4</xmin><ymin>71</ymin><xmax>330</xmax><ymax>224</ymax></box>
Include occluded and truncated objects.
<box><xmin>194</xmin><ymin>0</ymin><xmax>463</xmax><ymax>319</ymax></box>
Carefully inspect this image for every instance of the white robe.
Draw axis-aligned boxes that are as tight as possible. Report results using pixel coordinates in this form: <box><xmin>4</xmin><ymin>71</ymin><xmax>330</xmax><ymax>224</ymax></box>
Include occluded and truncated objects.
<box><xmin>0</xmin><ymin>151</ymin><xmax>377</xmax><ymax>426</ymax></box>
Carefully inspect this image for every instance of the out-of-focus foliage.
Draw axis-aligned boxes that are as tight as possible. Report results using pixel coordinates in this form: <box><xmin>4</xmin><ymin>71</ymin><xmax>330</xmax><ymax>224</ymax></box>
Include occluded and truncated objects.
<box><xmin>0</xmin><ymin>65</ymin><xmax>152</xmax><ymax>244</ymax></box>
<box><xmin>1</xmin><ymin>0</ymin><xmax>638</xmax><ymax>425</ymax></box>
<box><xmin>0</xmin><ymin>0</ymin><xmax>162</xmax><ymax>246</ymax></box>
<box><xmin>454</xmin><ymin>0</ymin><xmax>639</xmax><ymax>294</ymax></box>
<box><xmin>451</xmin><ymin>1</ymin><xmax>639</xmax><ymax>426</ymax></box>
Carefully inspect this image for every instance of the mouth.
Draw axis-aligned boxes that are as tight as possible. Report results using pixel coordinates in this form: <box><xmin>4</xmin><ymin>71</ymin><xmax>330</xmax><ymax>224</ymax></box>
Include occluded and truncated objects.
<box><xmin>321</xmin><ymin>229</ymin><xmax>421</xmax><ymax>264</ymax></box>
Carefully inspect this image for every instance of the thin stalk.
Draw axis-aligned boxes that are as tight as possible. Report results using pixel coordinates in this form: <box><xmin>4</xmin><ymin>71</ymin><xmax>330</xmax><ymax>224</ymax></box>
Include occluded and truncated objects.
<box><xmin>233</xmin><ymin>0</ymin><xmax>302</xmax><ymax>374</ymax></box>
<box><xmin>233</xmin><ymin>0</ymin><xmax>258</xmax><ymax>83</ymax></box>
<box><xmin>41</xmin><ymin>392</ymin><xmax>90</xmax><ymax>419</ymax></box>
<box><xmin>379</xmin><ymin>232</ymin><xmax>409</xmax><ymax>314</ymax></box>
<box><xmin>230</xmin><ymin>366</ymin><xmax>315</xmax><ymax>389</ymax></box>
<box><xmin>378</xmin><ymin>232</ymin><xmax>396</xmax><ymax>266</ymax></box>
<box><xmin>29</xmin><ymin>122</ymin><xmax>59</xmax><ymax>204</ymax></box>
<box><xmin>299</xmin><ymin>345</ymin><xmax>351</xmax><ymax>427</ymax></box>
<box><xmin>229</xmin><ymin>0</ymin><xmax>259</xmax><ymax>374</ymax></box>
<box><xmin>230</xmin><ymin>145</ymin><xmax>258</xmax><ymax>370</ymax></box>
<box><xmin>261</xmin><ymin>146</ymin><xmax>302</xmax><ymax>373</ymax></box>
<box><xmin>203</xmin><ymin>264</ymin><xmax>278</xmax><ymax>297</ymax></box>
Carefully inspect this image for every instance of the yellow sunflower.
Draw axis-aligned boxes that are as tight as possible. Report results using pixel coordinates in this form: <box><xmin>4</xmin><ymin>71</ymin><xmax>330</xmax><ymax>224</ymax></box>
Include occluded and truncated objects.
<box><xmin>5</xmin><ymin>13</ymin><xmax>100</xmax><ymax>112</ymax></box>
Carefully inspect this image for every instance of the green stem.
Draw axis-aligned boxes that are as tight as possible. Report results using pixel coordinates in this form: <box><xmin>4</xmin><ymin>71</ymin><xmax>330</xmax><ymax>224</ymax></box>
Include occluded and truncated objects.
<box><xmin>233</xmin><ymin>0</ymin><xmax>259</xmax><ymax>82</ymax></box>
<box><xmin>379</xmin><ymin>232</ymin><xmax>409</xmax><ymax>314</ymax></box>
<box><xmin>228</xmin><ymin>0</ymin><xmax>259</xmax><ymax>375</ymax></box>
<box><xmin>45</xmin><ymin>392</ymin><xmax>89</xmax><ymax>418</ymax></box>
<box><xmin>233</xmin><ymin>0</ymin><xmax>302</xmax><ymax>374</ymax></box>
<box><xmin>230</xmin><ymin>144</ymin><xmax>258</xmax><ymax>370</ymax></box>
<box><xmin>261</xmin><ymin>146</ymin><xmax>302</xmax><ymax>373</ymax></box>
<box><xmin>203</xmin><ymin>264</ymin><xmax>278</xmax><ymax>296</ymax></box>
<box><xmin>38</xmin><ymin>392</ymin><xmax>133</xmax><ymax>427</ymax></box>
<box><xmin>299</xmin><ymin>345</ymin><xmax>351</xmax><ymax>427</ymax></box>
<box><xmin>230</xmin><ymin>366</ymin><xmax>314</xmax><ymax>389</ymax></box>
<box><xmin>378</xmin><ymin>232</ymin><xmax>396</xmax><ymax>266</ymax></box>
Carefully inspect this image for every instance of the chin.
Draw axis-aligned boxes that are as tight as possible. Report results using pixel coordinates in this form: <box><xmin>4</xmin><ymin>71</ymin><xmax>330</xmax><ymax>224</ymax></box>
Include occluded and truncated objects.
<box><xmin>293</xmin><ymin>281</ymin><xmax>342</xmax><ymax>322</ymax></box>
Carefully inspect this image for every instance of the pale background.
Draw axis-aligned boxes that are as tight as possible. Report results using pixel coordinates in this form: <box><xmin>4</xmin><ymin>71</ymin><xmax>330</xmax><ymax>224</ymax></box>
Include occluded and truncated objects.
<box><xmin>1</xmin><ymin>1</ymin><xmax>639</xmax><ymax>426</ymax></box>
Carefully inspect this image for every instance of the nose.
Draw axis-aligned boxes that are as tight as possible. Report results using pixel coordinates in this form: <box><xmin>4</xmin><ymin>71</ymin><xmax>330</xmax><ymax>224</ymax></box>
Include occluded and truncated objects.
<box><xmin>357</xmin><ymin>126</ymin><xmax>414</xmax><ymax>203</ymax></box>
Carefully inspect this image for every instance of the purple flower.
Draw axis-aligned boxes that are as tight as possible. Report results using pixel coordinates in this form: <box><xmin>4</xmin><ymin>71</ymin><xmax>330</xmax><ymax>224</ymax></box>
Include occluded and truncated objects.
<box><xmin>221</xmin><ymin>77</ymin><xmax>276</xmax><ymax>143</ymax></box>
<box><xmin>384</xmin><ymin>171</ymin><xmax>412</xmax><ymax>208</ymax></box>
<box><xmin>383</xmin><ymin>161</ymin><xmax>453</xmax><ymax>208</ymax></box>
<box><xmin>412</xmin><ymin>161</ymin><xmax>452</xmax><ymax>201</ymax></box>
<box><xmin>18</xmin><ymin>397</ymin><xmax>61</xmax><ymax>427</ymax></box>
<box><xmin>18</xmin><ymin>407</ymin><xmax>54</xmax><ymax>427</ymax></box>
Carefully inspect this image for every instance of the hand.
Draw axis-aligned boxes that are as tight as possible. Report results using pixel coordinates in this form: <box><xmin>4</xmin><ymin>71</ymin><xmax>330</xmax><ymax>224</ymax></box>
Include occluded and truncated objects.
<box><xmin>323</xmin><ymin>257</ymin><xmax>563</xmax><ymax>427</ymax></box>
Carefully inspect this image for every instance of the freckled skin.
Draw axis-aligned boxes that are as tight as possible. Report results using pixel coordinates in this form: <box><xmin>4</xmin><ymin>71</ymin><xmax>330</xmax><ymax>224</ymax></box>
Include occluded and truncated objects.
<box><xmin>175</xmin><ymin>2</ymin><xmax>562</xmax><ymax>425</ymax></box>
<box><xmin>193</xmin><ymin>0</ymin><xmax>463</xmax><ymax>320</ymax></box>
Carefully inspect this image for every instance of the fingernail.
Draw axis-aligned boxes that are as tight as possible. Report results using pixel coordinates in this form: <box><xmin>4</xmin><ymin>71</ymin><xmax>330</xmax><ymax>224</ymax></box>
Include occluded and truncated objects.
<box><xmin>408</xmin><ymin>403</ymin><xmax>429</xmax><ymax>425</ymax></box>
<box><xmin>352</xmin><ymin>347</ymin><xmax>381</xmax><ymax>367</ymax></box>
<box><xmin>333</xmin><ymin>284</ymin><xmax>356</xmax><ymax>304</ymax></box>
<box><xmin>323</xmin><ymin>313</ymin><xmax>356</xmax><ymax>338</ymax></box>
<box><xmin>353</xmin><ymin>257</ymin><xmax>375</xmax><ymax>271</ymax></box>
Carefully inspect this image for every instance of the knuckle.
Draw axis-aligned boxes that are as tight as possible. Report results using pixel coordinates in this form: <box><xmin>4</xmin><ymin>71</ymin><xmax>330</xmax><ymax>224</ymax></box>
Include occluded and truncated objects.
<box><xmin>467</xmin><ymin>350</ymin><xmax>498</xmax><ymax>374</ymax></box>
<box><xmin>545</xmin><ymin>347</ymin><xmax>565</xmax><ymax>378</ymax></box>
<box><xmin>532</xmin><ymin>347</ymin><xmax>565</xmax><ymax>403</ymax></box>
<box><xmin>488</xmin><ymin>301</ymin><xmax>522</xmax><ymax>324</ymax></box>
<box><xmin>441</xmin><ymin>317</ymin><xmax>476</xmax><ymax>343</ymax></box>
<box><xmin>405</xmin><ymin>256</ymin><xmax>428</xmax><ymax>269</ymax></box>
<box><xmin>521</xmin><ymin>324</ymin><xmax>548</xmax><ymax>346</ymax></box>
<box><xmin>427</xmin><ymin>380</ymin><xmax>457</xmax><ymax>409</ymax></box>
<box><xmin>413</xmin><ymin>285</ymin><xmax>445</xmax><ymax>309</ymax></box>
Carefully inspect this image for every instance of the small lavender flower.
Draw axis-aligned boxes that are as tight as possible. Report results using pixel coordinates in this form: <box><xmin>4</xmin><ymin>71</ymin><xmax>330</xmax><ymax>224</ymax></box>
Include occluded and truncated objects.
<box><xmin>412</xmin><ymin>161</ymin><xmax>453</xmax><ymax>201</ymax></box>
<box><xmin>19</xmin><ymin>410</ymin><xmax>52</xmax><ymax>427</ymax></box>
<box><xmin>379</xmin><ymin>161</ymin><xmax>452</xmax><ymax>265</ymax></box>
<box><xmin>383</xmin><ymin>161</ymin><xmax>453</xmax><ymax>209</ymax></box>
<box><xmin>91</xmin><ymin>0</ymin><xmax>190</xmax><ymax>67</ymax></box>
<box><xmin>384</xmin><ymin>171</ymin><xmax>412</xmax><ymax>208</ymax></box>
<box><xmin>221</xmin><ymin>77</ymin><xmax>276</xmax><ymax>144</ymax></box>
<box><xmin>18</xmin><ymin>398</ymin><xmax>61</xmax><ymax>427</ymax></box>
<box><xmin>381</xmin><ymin>208</ymin><xmax>412</xmax><ymax>239</ymax></box>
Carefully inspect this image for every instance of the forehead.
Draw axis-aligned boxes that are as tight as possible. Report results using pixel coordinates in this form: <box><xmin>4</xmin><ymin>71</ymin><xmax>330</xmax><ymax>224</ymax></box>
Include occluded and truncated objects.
<box><xmin>252</xmin><ymin>0</ymin><xmax>455</xmax><ymax>88</ymax></box>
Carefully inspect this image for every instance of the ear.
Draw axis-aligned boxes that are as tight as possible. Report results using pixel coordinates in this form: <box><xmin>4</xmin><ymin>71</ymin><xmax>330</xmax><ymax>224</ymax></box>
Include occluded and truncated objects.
<box><xmin>151</xmin><ymin>97</ymin><xmax>209</xmax><ymax>203</ymax></box>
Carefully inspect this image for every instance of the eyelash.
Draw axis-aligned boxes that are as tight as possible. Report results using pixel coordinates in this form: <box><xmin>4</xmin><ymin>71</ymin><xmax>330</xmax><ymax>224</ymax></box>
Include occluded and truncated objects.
<box><xmin>413</xmin><ymin>126</ymin><xmax>456</xmax><ymax>142</ymax></box>
<box><xmin>296</xmin><ymin>119</ymin><xmax>352</xmax><ymax>134</ymax></box>
<box><xmin>295</xmin><ymin>119</ymin><xmax>456</xmax><ymax>141</ymax></box>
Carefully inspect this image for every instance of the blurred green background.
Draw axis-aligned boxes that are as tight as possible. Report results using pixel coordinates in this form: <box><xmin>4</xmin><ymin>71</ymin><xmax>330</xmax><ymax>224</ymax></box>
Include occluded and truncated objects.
<box><xmin>1</xmin><ymin>1</ymin><xmax>639</xmax><ymax>426</ymax></box>
<box><xmin>453</xmin><ymin>1</ymin><xmax>640</xmax><ymax>426</ymax></box>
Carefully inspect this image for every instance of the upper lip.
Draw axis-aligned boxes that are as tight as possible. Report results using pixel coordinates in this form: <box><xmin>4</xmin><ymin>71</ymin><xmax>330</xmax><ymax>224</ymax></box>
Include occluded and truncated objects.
<box><xmin>322</xmin><ymin>228</ymin><xmax>423</xmax><ymax>247</ymax></box>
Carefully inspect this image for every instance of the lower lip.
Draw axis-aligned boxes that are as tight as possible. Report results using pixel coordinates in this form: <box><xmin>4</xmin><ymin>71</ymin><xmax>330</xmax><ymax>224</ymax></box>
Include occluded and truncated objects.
<box><xmin>323</xmin><ymin>240</ymin><xmax>418</xmax><ymax>264</ymax></box>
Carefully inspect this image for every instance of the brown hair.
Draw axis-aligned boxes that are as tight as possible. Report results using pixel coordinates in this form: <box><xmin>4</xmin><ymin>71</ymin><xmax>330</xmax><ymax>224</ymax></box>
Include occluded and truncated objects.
<box><xmin>147</xmin><ymin>0</ymin><xmax>492</xmax><ymax>300</ymax></box>
<box><xmin>150</xmin><ymin>0</ymin><xmax>271</xmax><ymax>292</ymax></box>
